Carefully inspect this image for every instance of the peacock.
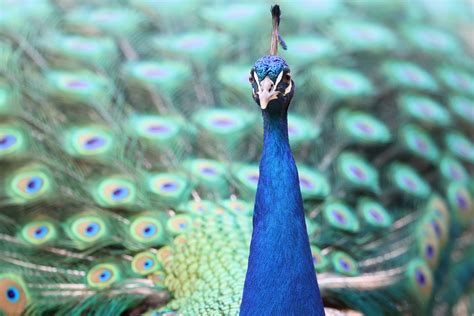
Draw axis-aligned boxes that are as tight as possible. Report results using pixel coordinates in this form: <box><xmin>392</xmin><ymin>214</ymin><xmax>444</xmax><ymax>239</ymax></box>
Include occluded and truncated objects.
<box><xmin>240</xmin><ymin>5</ymin><xmax>324</xmax><ymax>315</ymax></box>
<box><xmin>0</xmin><ymin>0</ymin><xmax>473</xmax><ymax>315</ymax></box>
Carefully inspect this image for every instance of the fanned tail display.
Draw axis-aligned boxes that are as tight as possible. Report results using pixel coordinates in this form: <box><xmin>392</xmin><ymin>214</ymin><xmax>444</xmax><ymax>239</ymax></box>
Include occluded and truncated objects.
<box><xmin>0</xmin><ymin>0</ymin><xmax>473</xmax><ymax>315</ymax></box>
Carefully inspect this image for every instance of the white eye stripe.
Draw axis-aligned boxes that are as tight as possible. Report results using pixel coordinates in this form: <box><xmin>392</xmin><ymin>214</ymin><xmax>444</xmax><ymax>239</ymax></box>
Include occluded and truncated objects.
<box><xmin>277</xmin><ymin>71</ymin><xmax>292</xmax><ymax>95</ymax></box>
<box><xmin>253</xmin><ymin>72</ymin><xmax>261</xmax><ymax>91</ymax></box>
<box><xmin>274</xmin><ymin>71</ymin><xmax>284</xmax><ymax>88</ymax></box>
<box><xmin>253</xmin><ymin>70</ymin><xmax>291</xmax><ymax>94</ymax></box>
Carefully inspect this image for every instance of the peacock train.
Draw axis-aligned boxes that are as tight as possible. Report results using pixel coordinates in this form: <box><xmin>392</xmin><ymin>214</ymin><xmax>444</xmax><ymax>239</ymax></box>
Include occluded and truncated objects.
<box><xmin>0</xmin><ymin>0</ymin><xmax>473</xmax><ymax>315</ymax></box>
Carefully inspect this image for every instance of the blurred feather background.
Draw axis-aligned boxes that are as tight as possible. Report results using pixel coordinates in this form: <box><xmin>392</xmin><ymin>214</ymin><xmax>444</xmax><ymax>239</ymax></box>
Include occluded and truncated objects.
<box><xmin>0</xmin><ymin>0</ymin><xmax>473</xmax><ymax>315</ymax></box>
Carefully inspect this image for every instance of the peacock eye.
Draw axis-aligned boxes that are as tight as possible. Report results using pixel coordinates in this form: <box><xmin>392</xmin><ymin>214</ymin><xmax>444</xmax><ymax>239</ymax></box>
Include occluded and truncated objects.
<box><xmin>248</xmin><ymin>75</ymin><xmax>255</xmax><ymax>84</ymax></box>
<box><xmin>283</xmin><ymin>73</ymin><xmax>291</xmax><ymax>83</ymax></box>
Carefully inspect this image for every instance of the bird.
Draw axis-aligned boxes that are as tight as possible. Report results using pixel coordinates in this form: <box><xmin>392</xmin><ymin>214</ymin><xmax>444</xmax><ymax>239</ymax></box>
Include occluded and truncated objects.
<box><xmin>0</xmin><ymin>0</ymin><xmax>473</xmax><ymax>316</ymax></box>
<box><xmin>240</xmin><ymin>5</ymin><xmax>324</xmax><ymax>315</ymax></box>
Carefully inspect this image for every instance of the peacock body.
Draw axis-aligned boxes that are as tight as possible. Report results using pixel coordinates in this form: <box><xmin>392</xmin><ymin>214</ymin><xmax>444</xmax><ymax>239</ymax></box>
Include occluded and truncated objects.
<box><xmin>0</xmin><ymin>0</ymin><xmax>473</xmax><ymax>315</ymax></box>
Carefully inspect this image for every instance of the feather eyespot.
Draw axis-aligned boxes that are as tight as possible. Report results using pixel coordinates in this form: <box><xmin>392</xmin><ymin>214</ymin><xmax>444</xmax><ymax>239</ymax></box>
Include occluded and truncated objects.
<box><xmin>130</xmin><ymin>216</ymin><xmax>164</xmax><ymax>246</ymax></box>
<box><xmin>331</xmin><ymin>251</ymin><xmax>358</xmax><ymax>276</ymax></box>
<box><xmin>415</xmin><ymin>268</ymin><xmax>427</xmax><ymax>286</ymax></box>
<box><xmin>95</xmin><ymin>177</ymin><xmax>136</xmax><ymax>207</ymax></box>
<box><xmin>323</xmin><ymin>202</ymin><xmax>360</xmax><ymax>232</ymax></box>
<box><xmin>148</xmin><ymin>174</ymin><xmax>183</xmax><ymax>195</ymax></box>
<box><xmin>358</xmin><ymin>198</ymin><xmax>392</xmax><ymax>228</ymax></box>
<box><xmin>131</xmin><ymin>115</ymin><xmax>181</xmax><ymax>142</ymax></box>
<box><xmin>86</xmin><ymin>264</ymin><xmax>121</xmax><ymax>289</ymax></box>
<box><xmin>417</xmin><ymin>226</ymin><xmax>440</xmax><ymax>268</ymax></box>
<box><xmin>406</xmin><ymin>259</ymin><xmax>433</xmax><ymax>304</ymax></box>
<box><xmin>425</xmin><ymin>216</ymin><xmax>448</xmax><ymax>249</ymax></box>
<box><xmin>0</xmin><ymin>275</ymin><xmax>29</xmax><ymax>315</ymax></box>
<box><xmin>8</xmin><ymin>168</ymin><xmax>52</xmax><ymax>201</ymax></box>
<box><xmin>65</xmin><ymin>127</ymin><xmax>114</xmax><ymax>158</ymax></box>
<box><xmin>131</xmin><ymin>251</ymin><xmax>160</xmax><ymax>275</ymax></box>
<box><xmin>69</xmin><ymin>215</ymin><xmax>107</xmax><ymax>244</ymax></box>
<box><xmin>391</xmin><ymin>164</ymin><xmax>430</xmax><ymax>198</ymax></box>
<box><xmin>21</xmin><ymin>221</ymin><xmax>57</xmax><ymax>246</ymax></box>
<box><xmin>447</xmin><ymin>183</ymin><xmax>473</xmax><ymax>223</ymax></box>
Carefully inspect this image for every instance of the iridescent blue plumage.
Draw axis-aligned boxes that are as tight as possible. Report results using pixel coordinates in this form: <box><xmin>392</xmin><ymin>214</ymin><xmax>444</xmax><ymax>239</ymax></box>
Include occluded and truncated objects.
<box><xmin>253</xmin><ymin>55</ymin><xmax>289</xmax><ymax>82</ymax></box>
<box><xmin>240</xmin><ymin>105</ymin><xmax>325</xmax><ymax>315</ymax></box>
<box><xmin>241</xmin><ymin>19</ymin><xmax>324</xmax><ymax>312</ymax></box>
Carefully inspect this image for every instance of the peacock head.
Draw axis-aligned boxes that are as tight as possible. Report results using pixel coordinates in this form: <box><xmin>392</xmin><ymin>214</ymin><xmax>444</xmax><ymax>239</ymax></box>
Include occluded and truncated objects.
<box><xmin>249</xmin><ymin>55</ymin><xmax>294</xmax><ymax>113</ymax></box>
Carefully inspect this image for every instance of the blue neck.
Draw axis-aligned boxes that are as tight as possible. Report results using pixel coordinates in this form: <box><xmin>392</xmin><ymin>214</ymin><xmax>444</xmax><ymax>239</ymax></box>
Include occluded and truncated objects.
<box><xmin>240</xmin><ymin>110</ymin><xmax>325</xmax><ymax>316</ymax></box>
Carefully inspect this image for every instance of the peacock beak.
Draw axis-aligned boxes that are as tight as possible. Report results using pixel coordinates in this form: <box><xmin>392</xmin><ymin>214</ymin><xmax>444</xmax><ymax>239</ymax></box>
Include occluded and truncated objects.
<box><xmin>257</xmin><ymin>76</ymin><xmax>280</xmax><ymax>110</ymax></box>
